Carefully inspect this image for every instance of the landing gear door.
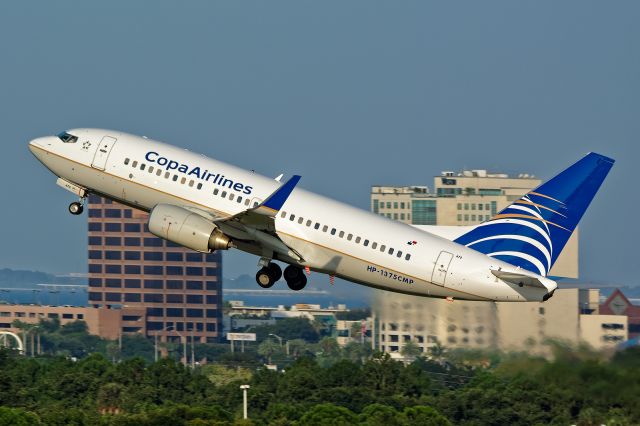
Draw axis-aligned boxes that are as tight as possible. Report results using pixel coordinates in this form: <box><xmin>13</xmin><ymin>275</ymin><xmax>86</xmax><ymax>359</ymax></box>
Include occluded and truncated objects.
<box><xmin>431</xmin><ymin>251</ymin><xmax>453</xmax><ymax>286</ymax></box>
<box><xmin>91</xmin><ymin>136</ymin><xmax>117</xmax><ymax>170</ymax></box>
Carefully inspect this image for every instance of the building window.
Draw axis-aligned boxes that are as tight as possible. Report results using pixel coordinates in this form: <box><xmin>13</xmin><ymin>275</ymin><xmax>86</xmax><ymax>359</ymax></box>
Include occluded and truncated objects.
<box><xmin>166</xmin><ymin>252</ymin><xmax>183</xmax><ymax>262</ymax></box>
<box><xmin>372</xmin><ymin>199</ymin><xmax>379</xmax><ymax>214</ymax></box>
<box><xmin>124</xmin><ymin>293</ymin><xmax>141</xmax><ymax>302</ymax></box>
<box><xmin>124</xmin><ymin>237</ymin><xmax>140</xmax><ymax>246</ymax></box>
<box><xmin>105</xmin><ymin>237</ymin><xmax>121</xmax><ymax>246</ymax></box>
<box><xmin>144</xmin><ymin>238</ymin><xmax>163</xmax><ymax>247</ymax></box>
<box><xmin>88</xmin><ymin>292</ymin><xmax>102</xmax><ymax>301</ymax></box>
<box><xmin>167</xmin><ymin>280</ymin><xmax>183</xmax><ymax>290</ymax></box>
<box><xmin>88</xmin><ymin>278</ymin><xmax>102</xmax><ymax>287</ymax></box>
<box><xmin>187</xmin><ymin>295</ymin><xmax>203</xmax><ymax>304</ymax></box>
<box><xmin>167</xmin><ymin>266</ymin><xmax>184</xmax><ymax>275</ymax></box>
<box><xmin>88</xmin><ymin>236</ymin><xmax>102</xmax><ymax>246</ymax></box>
<box><xmin>124</xmin><ymin>265</ymin><xmax>141</xmax><ymax>274</ymax></box>
<box><xmin>124</xmin><ymin>251</ymin><xmax>141</xmax><ymax>260</ymax></box>
<box><xmin>124</xmin><ymin>279</ymin><xmax>141</xmax><ymax>288</ymax></box>
<box><xmin>88</xmin><ymin>222</ymin><xmax>101</xmax><ymax>231</ymax></box>
<box><xmin>88</xmin><ymin>209</ymin><xmax>102</xmax><ymax>218</ymax></box>
<box><xmin>124</xmin><ymin>223</ymin><xmax>141</xmax><ymax>232</ymax></box>
<box><xmin>206</xmin><ymin>295</ymin><xmax>217</xmax><ymax>304</ymax></box>
<box><xmin>105</xmin><ymin>265</ymin><xmax>121</xmax><ymax>274</ymax></box>
<box><xmin>104</xmin><ymin>209</ymin><xmax>122</xmax><ymax>218</ymax></box>
<box><xmin>105</xmin><ymin>293</ymin><xmax>121</xmax><ymax>302</ymax></box>
<box><xmin>186</xmin><ymin>281</ymin><xmax>203</xmax><ymax>290</ymax></box>
<box><xmin>206</xmin><ymin>281</ymin><xmax>218</xmax><ymax>290</ymax></box>
<box><xmin>186</xmin><ymin>267</ymin><xmax>203</xmax><ymax>276</ymax></box>
<box><xmin>89</xmin><ymin>250</ymin><xmax>102</xmax><ymax>259</ymax></box>
<box><xmin>105</xmin><ymin>279</ymin><xmax>121</xmax><ymax>288</ymax></box>
<box><xmin>105</xmin><ymin>251</ymin><xmax>121</xmax><ymax>260</ymax></box>
<box><xmin>144</xmin><ymin>280</ymin><xmax>163</xmax><ymax>289</ymax></box>
<box><xmin>166</xmin><ymin>294</ymin><xmax>183</xmax><ymax>303</ymax></box>
<box><xmin>144</xmin><ymin>252</ymin><xmax>163</xmax><ymax>261</ymax></box>
<box><xmin>186</xmin><ymin>253</ymin><xmax>202</xmax><ymax>262</ymax></box>
<box><xmin>186</xmin><ymin>309</ymin><xmax>203</xmax><ymax>318</ymax></box>
<box><xmin>88</xmin><ymin>264</ymin><xmax>102</xmax><ymax>274</ymax></box>
<box><xmin>411</xmin><ymin>199</ymin><xmax>437</xmax><ymax>225</ymax></box>
<box><xmin>166</xmin><ymin>308</ymin><xmax>184</xmax><ymax>317</ymax></box>
<box><xmin>147</xmin><ymin>308</ymin><xmax>163</xmax><ymax>317</ymax></box>
<box><xmin>144</xmin><ymin>266</ymin><xmax>163</xmax><ymax>275</ymax></box>
<box><xmin>143</xmin><ymin>294</ymin><xmax>163</xmax><ymax>303</ymax></box>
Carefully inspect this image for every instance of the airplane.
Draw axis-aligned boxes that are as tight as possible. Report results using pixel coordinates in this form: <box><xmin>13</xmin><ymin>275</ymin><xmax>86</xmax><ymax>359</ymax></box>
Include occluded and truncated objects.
<box><xmin>28</xmin><ymin>129</ymin><xmax>614</xmax><ymax>302</ymax></box>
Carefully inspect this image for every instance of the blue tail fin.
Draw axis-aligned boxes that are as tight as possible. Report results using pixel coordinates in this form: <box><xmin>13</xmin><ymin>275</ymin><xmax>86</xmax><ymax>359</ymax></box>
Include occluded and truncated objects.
<box><xmin>454</xmin><ymin>153</ymin><xmax>614</xmax><ymax>276</ymax></box>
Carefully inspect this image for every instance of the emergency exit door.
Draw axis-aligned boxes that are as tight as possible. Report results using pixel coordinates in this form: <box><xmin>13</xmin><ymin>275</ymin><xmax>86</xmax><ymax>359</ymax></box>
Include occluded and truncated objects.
<box><xmin>431</xmin><ymin>251</ymin><xmax>453</xmax><ymax>286</ymax></box>
<box><xmin>91</xmin><ymin>136</ymin><xmax>117</xmax><ymax>170</ymax></box>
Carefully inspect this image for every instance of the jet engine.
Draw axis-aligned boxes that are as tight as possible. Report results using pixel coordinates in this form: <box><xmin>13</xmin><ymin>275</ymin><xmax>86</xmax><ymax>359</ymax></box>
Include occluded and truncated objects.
<box><xmin>148</xmin><ymin>204</ymin><xmax>231</xmax><ymax>253</ymax></box>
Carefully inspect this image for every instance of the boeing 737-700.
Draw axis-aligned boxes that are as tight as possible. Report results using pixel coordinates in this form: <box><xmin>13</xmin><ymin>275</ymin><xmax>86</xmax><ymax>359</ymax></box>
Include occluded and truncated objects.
<box><xmin>28</xmin><ymin>129</ymin><xmax>614</xmax><ymax>302</ymax></box>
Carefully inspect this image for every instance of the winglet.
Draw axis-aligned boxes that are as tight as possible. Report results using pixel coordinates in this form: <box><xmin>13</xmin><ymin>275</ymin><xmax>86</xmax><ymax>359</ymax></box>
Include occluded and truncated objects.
<box><xmin>260</xmin><ymin>175</ymin><xmax>301</xmax><ymax>213</ymax></box>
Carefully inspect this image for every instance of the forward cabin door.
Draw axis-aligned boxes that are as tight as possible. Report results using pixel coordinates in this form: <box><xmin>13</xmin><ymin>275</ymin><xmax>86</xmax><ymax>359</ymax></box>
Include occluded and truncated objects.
<box><xmin>431</xmin><ymin>251</ymin><xmax>453</xmax><ymax>286</ymax></box>
<box><xmin>91</xmin><ymin>136</ymin><xmax>117</xmax><ymax>170</ymax></box>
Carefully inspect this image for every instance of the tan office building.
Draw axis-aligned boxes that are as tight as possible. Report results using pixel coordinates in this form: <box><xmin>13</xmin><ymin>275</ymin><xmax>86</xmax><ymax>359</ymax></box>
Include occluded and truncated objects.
<box><xmin>371</xmin><ymin>169</ymin><xmax>578</xmax><ymax>278</ymax></box>
<box><xmin>374</xmin><ymin>288</ymin><xmax>628</xmax><ymax>358</ymax></box>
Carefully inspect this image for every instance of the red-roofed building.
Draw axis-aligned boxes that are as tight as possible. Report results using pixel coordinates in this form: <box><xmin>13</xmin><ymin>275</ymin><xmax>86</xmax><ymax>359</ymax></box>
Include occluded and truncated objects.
<box><xmin>600</xmin><ymin>289</ymin><xmax>640</xmax><ymax>339</ymax></box>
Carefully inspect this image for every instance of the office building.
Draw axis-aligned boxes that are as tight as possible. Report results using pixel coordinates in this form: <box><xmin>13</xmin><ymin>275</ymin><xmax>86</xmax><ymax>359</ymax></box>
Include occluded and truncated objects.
<box><xmin>87</xmin><ymin>195</ymin><xmax>223</xmax><ymax>345</ymax></box>
<box><xmin>374</xmin><ymin>288</ymin><xmax>629</xmax><ymax>359</ymax></box>
<box><xmin>371</xmin><ymin>169</ymin><xmax>578</xmax><ymax>278</ymax></box>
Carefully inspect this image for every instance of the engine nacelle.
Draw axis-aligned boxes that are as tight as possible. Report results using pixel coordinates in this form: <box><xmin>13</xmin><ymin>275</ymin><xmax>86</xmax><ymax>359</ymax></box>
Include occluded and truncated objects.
<box><xmin>148</xmin><ymin>204</ymin><xmax>231</xmax><ymax>253</ymax></box>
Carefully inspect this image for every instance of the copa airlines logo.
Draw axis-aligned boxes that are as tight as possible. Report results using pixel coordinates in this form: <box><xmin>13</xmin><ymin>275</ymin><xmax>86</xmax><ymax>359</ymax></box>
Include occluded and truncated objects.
<box><xmin>454</xmin><ymin>193</ymin><xmax>568</xmax><ymax>277</ymax></box>
<box><xmin>145</xmin><ymin>151</ymin><xmax>253</xmax><ymax>195</ymax></box>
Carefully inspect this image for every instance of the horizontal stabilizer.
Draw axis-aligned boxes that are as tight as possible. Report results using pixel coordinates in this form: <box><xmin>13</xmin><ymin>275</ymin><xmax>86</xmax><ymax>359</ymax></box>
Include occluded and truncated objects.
<box><xmin>491</xmin><ymin>269</ymin><xmax>549</xmax><ymax>289</ymax></box>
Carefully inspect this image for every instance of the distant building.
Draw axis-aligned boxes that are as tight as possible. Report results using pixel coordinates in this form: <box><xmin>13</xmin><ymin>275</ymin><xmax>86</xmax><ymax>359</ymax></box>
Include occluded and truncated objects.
<box><xmin>87</xmin><ymin>195</ymin><xmax>223</xmax><ymax>345</ymax></box>
<box><xmin>0</xmin><ymin>304</ymin><xmax>133</xmax><ymax>340</ymax></box>
<box><xmin>600</xmin><ymin>289</ymin><xmax>640</xmax><ymax>339</ymax></box>
<box><xmin>374</xmin><ymin>288</ymin><xmax>629</xmax><ymax>358</ymax></box>
<box><xmin>371</xmin><ymin>169</ymin><xmax>578</xmax><ymax>278</ymax></box>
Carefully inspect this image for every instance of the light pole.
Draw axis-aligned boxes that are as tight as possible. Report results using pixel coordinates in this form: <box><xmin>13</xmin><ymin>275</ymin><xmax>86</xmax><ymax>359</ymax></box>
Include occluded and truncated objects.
<box><xmin>154</xmin><ymin>326</ymin><xmax>187</xmax><ymax>366</ymax></box>
<box><xmin>240</xmin><ymin>385</ymin><xmax>250</xmax><ymax>419</ymax></box>
<box><xmin>269</xmin><ymin>333</ymin><xmax>289</xmax><ymax>355</ymax></box>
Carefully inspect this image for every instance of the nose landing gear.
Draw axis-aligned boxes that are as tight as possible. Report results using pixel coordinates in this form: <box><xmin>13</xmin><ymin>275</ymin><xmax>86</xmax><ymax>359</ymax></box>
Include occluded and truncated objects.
<box><xmin>68</xmin><ymin>201</ymin><xmax>84</xmax><ymax>215</ymax></box>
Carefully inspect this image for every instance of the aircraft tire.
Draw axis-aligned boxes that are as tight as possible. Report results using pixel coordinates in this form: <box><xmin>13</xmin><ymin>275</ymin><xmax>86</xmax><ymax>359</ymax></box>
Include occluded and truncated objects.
<box><xmin>69</xmin><ymin>202</ymin><xmax>84</xmax><ymax>215</ymax></box>
<box><xmin>284</xmin><ymin>266</ymin><xmax>307</xmax><ymax>291</ymax></box>
<box><xmin>256</xmin><ymin>267</ymin><xmax>276</xmax><ymax>288</ymax></box>
<box><xmin>268</xmin><ymin>263</ymin><xmax>282</xmax><ymax>282</ymax></box>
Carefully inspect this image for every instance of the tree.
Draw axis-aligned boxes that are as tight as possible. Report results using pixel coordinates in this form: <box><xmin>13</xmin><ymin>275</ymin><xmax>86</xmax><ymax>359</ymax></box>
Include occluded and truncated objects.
<box><xmin>204</xmin><ymin>364</ymin><xmax>252</xmax><ymax>387</ymax></box>
<box><xmin>97</xmin><ymin>382</ymin><xmax>124</xmax><ymax>414</ymax></box>
<box><xmin>401</xmin><ymin>341</ymin><xmax>422</xmax><ymax>361</ymax></box>
<box><xmin>359</xmin><ymin>403</ymin><xmax>404</xmax><ymax>426</ymax></box>
<box><xmin>298</xmin><ymin>403</ymin><xmax>358</xmax><ymax>426</ymax></box>
<box><xmin>402</xmin><ymin>406</ymin><xmax>451</xmax><ymax>426</ymax></box>
<box><xmin>286</xmin><ymin>338</ymin><xmax>310</xmax><ymax>358</ymax></box>
<box><xmin>428</xmin><ymin>340</ymin><xmax>447</xmax><ymax>361</ymax></box>
<box><xmin>258</xmin><ymin>339</ymin><xmax>281</xmax><ymax>364</ymax></box>
<box><xmin>0</xmin><ymin>407</ymin><xmax>41</xmax><ymax>426</ymax></box>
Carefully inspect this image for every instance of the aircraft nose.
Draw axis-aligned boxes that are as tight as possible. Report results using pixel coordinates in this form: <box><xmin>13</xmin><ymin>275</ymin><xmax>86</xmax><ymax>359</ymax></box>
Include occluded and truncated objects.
<box><xmin>28</xmin><ymin>136</ymin><xmax>55</xmax><ymax>154</ymax></box>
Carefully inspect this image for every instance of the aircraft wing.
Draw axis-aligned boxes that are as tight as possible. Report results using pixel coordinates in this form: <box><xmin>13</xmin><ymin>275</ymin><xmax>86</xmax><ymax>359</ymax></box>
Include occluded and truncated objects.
<box><xmin>211</xmin><ymin>175</ymin><xmax>304</xmax><ymax>261</ymax></box>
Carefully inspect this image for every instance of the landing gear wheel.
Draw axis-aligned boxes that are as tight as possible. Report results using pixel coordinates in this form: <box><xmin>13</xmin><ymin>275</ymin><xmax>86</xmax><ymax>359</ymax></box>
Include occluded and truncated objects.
<box><xmin>284</xmin><ymin>265</ymin><xmax>307</xmax><ymax>291</ymax></box>
<box><xmin>267</xmin><ymin>263</ymin><xmax>282</xmax><ymax>282</ymax></box>
<box><xmin>68</xmin><ymin>202</ymin><xmax>84</xmax><ymax>215</ymax></box>
<box><xmin>256</xmin><ymin>267</ymin><xmax>276</xmax><ymax>289</ymax></box>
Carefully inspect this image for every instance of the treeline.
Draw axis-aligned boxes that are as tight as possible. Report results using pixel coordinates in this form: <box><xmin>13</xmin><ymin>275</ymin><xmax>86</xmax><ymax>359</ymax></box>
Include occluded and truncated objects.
<box><xmin>0</xmin><ymin>345</ymin><xmax>639</xmax><ymax>425</ymax></box>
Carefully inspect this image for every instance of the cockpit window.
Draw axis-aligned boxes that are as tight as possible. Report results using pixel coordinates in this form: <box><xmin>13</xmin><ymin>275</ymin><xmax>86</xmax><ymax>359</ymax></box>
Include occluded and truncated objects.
<box><xmin>57</xmin><ymin>131</ymin><xmax>78</xmax><ymax>143</ymax></box>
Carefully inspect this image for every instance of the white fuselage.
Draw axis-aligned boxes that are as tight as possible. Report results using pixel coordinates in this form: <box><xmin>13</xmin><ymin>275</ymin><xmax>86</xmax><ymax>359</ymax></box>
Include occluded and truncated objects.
<box><xmin>28</xmin><ymin>129</ymin><xmax>557</xmax><ymax>302</ymax></box>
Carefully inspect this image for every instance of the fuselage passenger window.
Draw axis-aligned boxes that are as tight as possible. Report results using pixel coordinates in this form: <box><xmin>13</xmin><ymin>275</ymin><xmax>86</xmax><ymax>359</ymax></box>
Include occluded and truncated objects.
<box><xmin>181</xmin><ymin>177</ymin><xmax>186</xmax><ymax>184</ymax></box>
<box><xmin>132</xmin><ymin>161</ymin><xmax>138</xmax><ymax>168</ymax></box>
<box><xmin>389</xmin><ymin>248</ymin><xmax>394</xmax><ymax>255</ymax></box>
<box><xmin>156</xmin><ymin>169</ymin><xmax>162</xmax><ymax>177</ymax></box>
<box><xmin>322</xmin><ymin>225</ymin><xmax>328</xmax><ymax>232</ymax></box>
<box><xmin>289</xmin><ymin>214</ymin><xmax>295</xmax><ymax>221</ymax></box>
<box><xmin>140</xmin><ymin>163</ymin><xmax>146</xmax><ymax>171</ymax></box>
<box><xmin>339</xmin><ymin>231</ymin><xmax>345</xmax><ymax>238</ymax></box>
<box><xmin>314</xmin><ymin>223</ymin><xmax>320</xmax><ymax>230</ymax></box>
<box><xmin>148</xmin><ymin>166</ymin><xmax>154</xmax><ymax>173</ymax></box>
<box><xmin>372</xmin><ymin>242</ymin><xmax>378</xmax><ymax>249</ymax></box>
<box><xmin>237</xmin><ymin>196</ymin><xmax>242</xmax><ymax>203</ymax></box>
<box><xmin>245</xmin><ymin>199</ymin><xmax>250</xmax><ymax>206</ymax></box>
<box><xmin>347</xmin><ymin>234</ymin><xmax>353</xmax><ymax>241</ymax></box>
<box><xmin>165</xmin><ymin>172</ymin><xmax>170</xmax><ymax>179</ymax></box>
<box><xmin>222</xmin><ymin>191</ymin><xmax>227</xmax><ymax>198</ymax></box>
<box><xmin>363</xmin><ymin>239</ymin><xmax>369</xmax><ymax>247</ymax></box>
<box><xmin>330</xmin><ymin>228</ymin><xmax>336</xmax><ymax>235</ymax></box>
<box><xmin>405</xmin><ymin>254</ymin><xmax>411</xmax><ymax>260</ymax></box>
<box><xmin>213</xmin><ymin>188</ymin><xmax>219</xmax><ymax>195</ymax></box>
<box><xmin>173</xmin><ymin>175</ymin><xmax>178</xmax><ymax>182</ymax></box>
<box><xmin>397</xmin><ymin>251</ymin><xmax>402</xmax><ymax>258</ymax></box>
<box><xmin>380</xmin><ymin>245</ymin><xmax>386</xmax><ymax>252</ymax></box>
<box><xmin>306</xmin><ymin>220</ymin><xmax>312</xmax><ymax>227</ymax></box>
<box><xmin>124</xmin><ymin>158</ymin><xmax>130</xmax><ymax>165</ymax></box>
<box><xmin>253</xmin><ymin>202</ymin><xmax>259</xmax><ymax>207</ymax></box>
<box><xmin>229</xmin><ymin>193</ymin><xmax>234</xmax><ymax>200</ymax></box>
<box><xmin>281</xmin><ymin>211</ymin><xmax>286</xmax><ymax>218</ymax></box>
<box><xmin>197</xmin><ymin>183</ymin><xmax>203</xmax><ymax>190</ymax></box>
<box><xmin>355</xmin><ymin>237</ymin><xmax>361</xmax><ymax>243</ymax></box>
<box><xmin>189</xmin><ymin>180</ymin><xmax>194</xmax><ymax>187</ymax></box>
<box><xmin>298</xmin><ymin>217</ymin><xmax>303</xmax><ymax>224</ymax></box>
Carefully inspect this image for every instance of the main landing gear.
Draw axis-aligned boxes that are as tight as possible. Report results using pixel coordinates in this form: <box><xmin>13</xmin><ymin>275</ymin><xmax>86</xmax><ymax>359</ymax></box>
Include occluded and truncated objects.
<box><xmin>255</xmin><ymin>261</ymin><xmax>307</xmax><ymax>291</ymax></box>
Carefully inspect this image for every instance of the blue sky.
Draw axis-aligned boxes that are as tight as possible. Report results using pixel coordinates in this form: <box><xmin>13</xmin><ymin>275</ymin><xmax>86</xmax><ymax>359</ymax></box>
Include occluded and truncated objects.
<box><xmin>1</xmin><ymin>1</ymin><xmax>637</xmax><ymax>286</ymax></box>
